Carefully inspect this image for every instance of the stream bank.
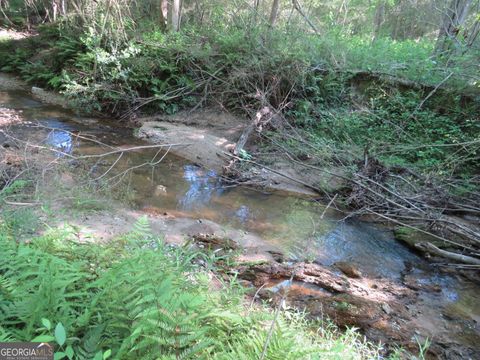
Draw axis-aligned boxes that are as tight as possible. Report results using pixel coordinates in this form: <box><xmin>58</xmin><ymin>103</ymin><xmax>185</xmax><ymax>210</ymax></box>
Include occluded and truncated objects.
<box><xmin>1</xmin><ymin>74</ymin><xmax>479</xmax><ymax>359</ymax></box>
<box><xmin>137</xmin><ymin>110</ymin><xmax>344</xmax><ymax>196</ymax></box>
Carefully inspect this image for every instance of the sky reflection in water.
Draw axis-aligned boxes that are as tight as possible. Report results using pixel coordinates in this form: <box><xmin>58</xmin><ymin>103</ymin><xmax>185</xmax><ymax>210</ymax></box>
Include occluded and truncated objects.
<box><xmin>45</xmin><ymin>129</ymin><xmax>73</xmax><ymax>155</ymax></box>
<box><xmin>178</xmin><ymin>165</ymin><xmax>224</xmax><ymax>210</ymax></box>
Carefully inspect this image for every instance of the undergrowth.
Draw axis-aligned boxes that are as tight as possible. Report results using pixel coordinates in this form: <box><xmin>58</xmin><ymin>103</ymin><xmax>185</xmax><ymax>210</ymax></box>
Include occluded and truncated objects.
<box><xmin>0</xmin><ymin>185</ymin><xmax>388</xmax><ymax>359</ymax></box>
<box><xmin>294</xmin><ymin>86</ymin><xmax>480</xmax><ymax>177</ymax></box>
<box><xmin>0</xmin><ymin>23</ymin><xmax>477</xmax><ymax>114</ymax></box>
<box><xmin>0</xmin><ymin>23</ymin><xmax>477</xmax><ymax>181</ymax></box>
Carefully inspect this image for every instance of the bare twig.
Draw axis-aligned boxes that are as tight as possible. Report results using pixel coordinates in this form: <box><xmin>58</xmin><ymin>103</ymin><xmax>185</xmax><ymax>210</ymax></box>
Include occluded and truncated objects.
<box><xmin>414</xmin><ymin>72</ymin><xmax>453</xmax><ymax>113</ymax></box>
<box><xmin>320</xmin><ymin>194</ymin><xmax>338</xmax><ymax>219</ymax></box>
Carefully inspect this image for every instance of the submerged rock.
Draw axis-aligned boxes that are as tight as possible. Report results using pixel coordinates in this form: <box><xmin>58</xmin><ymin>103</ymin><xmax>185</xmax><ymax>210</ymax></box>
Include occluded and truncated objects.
<box><xmin>192</xmin><ymin>233</ymin><xmax>239</xmax><ymax>251</ymax></box>
<box><xmin>334</xmin><ymin>261</ymin><xmax>362</xmax><ymax>278</ymax></box>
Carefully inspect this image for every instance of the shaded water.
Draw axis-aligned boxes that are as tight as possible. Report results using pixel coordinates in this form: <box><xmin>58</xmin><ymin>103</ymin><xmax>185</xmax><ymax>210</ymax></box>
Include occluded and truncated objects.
<box><xmin>1</xmin><ymin>87</ymin><xmax>479</xmax><ymax>351</ymax></box>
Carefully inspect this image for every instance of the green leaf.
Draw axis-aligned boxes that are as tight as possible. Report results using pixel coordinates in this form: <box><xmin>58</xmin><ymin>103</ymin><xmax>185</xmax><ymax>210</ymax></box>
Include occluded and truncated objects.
<box><xmin>54</xmin><ymin>352</ymin><xmax>66</xmax><ymax>360</ymax></box>
<box><xmin>31</xmin><ymin>335</ymin><xmax>55</xmax><ymax>342</ymax></box>
<box><xmin>65</xmin><ymin>346</ymin><xmax>74</xmax><ymax>360</ymax></box>
<box><xmin>103</xmin><ymin>349</ymin><xmax>112</xmax><ymax>360</ymax></box>
<box><xmin>93</xmin><ymin>351</ymin><xmax>103</xmax><ymax>360</ymax></box>
<box><xmin>55</xmin><ymin>323</ymin><xmax>67</xmax><ymax>346</ymax></box>
<box><xmin>41</xmin><ymin>318</ymin><xmax>52</xmax><ymax>330</ymax></box>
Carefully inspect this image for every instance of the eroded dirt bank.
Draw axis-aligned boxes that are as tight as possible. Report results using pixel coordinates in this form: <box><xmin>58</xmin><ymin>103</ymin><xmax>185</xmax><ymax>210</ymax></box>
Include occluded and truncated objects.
<box><xmin>137</xmin><ymin>110</ymin><xmax>344</xmax><ymax>196</ymax></box>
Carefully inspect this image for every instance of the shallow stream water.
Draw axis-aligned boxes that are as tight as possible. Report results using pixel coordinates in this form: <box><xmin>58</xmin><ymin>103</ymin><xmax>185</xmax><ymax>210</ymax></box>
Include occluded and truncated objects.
<box><xmin>1</xmin><ymin>87</ymin><xmax>479</xmax><ymax>354</ymax></box>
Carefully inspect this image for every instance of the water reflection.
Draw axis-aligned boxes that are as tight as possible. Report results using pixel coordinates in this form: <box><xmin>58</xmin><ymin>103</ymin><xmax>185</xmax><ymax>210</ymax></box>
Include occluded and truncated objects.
<box><xmin>178</xmin><ymin>165</ymin><xmax>224</xmax><ymax>210</ymax></box>
<box><xmin>0</xmin><ymin>91</ymin><xmax>42</xmax><ymax>109</ymax></box>
<box><xmin>314</xmin><ymin>220</ymin><xmax>420</xmax><ymax>278</ymax></box>
<box><xmin>234</xmin><ymin>205</ymin><xmax>250</xmax><ymax>223</ymax></box>
<box><xmin>45</xmin><ymin>129</ymin><xmax>73</xmax><ymax>155</ymax></box>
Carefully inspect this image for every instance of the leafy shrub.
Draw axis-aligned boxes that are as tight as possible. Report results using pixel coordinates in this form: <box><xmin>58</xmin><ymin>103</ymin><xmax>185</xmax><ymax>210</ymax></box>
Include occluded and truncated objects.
<box><xmin>299</xmin><ymin>85</ymin><xmax>479</xmax><ymax>175</ymax></box>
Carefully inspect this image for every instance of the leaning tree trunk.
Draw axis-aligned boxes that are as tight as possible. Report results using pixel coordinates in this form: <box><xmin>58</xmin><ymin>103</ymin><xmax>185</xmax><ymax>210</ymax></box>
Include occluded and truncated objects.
<box><xmin>466</xmin><ymin>17</ymin><xmax>480</xmax><ymax>48</ymax></box>
<box><xmin>434</xmin><ymin>0</ymin><xmax>473</xmax><ymax>55</ymax></box>
<box><xmin>269</xmin><ymin>0</ymin><xmax>280</xmax><ymax>27</ymax></box>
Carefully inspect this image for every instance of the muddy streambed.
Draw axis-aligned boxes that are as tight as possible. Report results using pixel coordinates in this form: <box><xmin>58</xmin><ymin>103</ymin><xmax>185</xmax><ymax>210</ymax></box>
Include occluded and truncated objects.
<box><xmin>1</xmin><ymin>87</ymin><xmax>479</xmax><ymax>358</ymax></box>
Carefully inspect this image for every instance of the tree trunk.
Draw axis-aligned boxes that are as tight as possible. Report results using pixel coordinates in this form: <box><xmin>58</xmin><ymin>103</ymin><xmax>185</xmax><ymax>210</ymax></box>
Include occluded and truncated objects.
<box><xmin>434</xmin><ymin>0</ymin><xmax>473</xmax><ymax>55</ymax></box>
<box><xmin>269</xmin><ymin>0</ymin><xmax>280</xmax><ymax>27</ymax></box>
<box><xmin>252</xmin><ymin>0</ymin><xmax>261</xmax><ymax>26</ymax></box>
<box><xmin>172</xmin><ymin>0</ymin><xmax>181</xmax><ymax>31</ymax></box>
<box><xmin>292</xmin><ymin>0</ymin><xmax>319</xmax><ymax>34</ymax></box>
<box><xmin>158</xmin><ymin>0</ymin><xmax>167</xmax><ymax>30</ymax></box>
<box><xmin>415</xmin><ymin>242</ymin><xmax>480</xmax><ymax>265</ymax></box>
<box><xmin>52</xmin><ymin>0</ymin><xmax>58</xmax><ymax>21</ymax></box>
<box><xmin>57</xmin><ymin>0</ymin><xmax>65</xmax><ymax>16</ymax></box>
<box><xmin>166</xmin><ymin>0</ymin><xmax>172</xmax><ymax>29</ymax></box>
<box><xmin>466</xmin><ymin>18</ymin><xmax>480</xmax><ymax>48</ymax></box>
<box><xmin>372</xmin><ymin>1</ymin><xmax>386</xmax><ymax>42</ymax></box>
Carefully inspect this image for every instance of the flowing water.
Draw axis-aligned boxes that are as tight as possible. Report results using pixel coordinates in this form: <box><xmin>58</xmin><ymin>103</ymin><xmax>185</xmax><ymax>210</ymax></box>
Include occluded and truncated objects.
<box><xmin>1</xmin><ymin>86</ymin><xmax>479</xmax><ymax>354</ymax></box>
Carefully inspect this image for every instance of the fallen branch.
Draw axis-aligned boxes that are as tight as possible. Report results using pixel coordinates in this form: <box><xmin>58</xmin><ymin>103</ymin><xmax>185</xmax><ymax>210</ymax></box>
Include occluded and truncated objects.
<box><xmin>3</xmin><ymin>200</ymin><xmax>41</xmax><ymax>206</ymax></box>
<box><xmin>366</xmin><ymin>209</ymin><xmax>475</xmax><ymax>252</ymax></box>
<box><xmin>320</xmin><ymin>193</ymin><xmax>337</xmax><ymax>219</ymax></box>
<box><xmin>292</xmin><ymin>0</ymin><xmax>319</xmax><ymax>34</ymax></box>
<box><xmin>223</xmin><ymin>151</ymin><xmax>325</xmax><ymax>195</ymax></box>
<box><xmin>414</xmin><ymin>72</ymin><xmax>453</xmax><ymax>113</ymax></box>
<box><xmin>1</xmin><ymin>131</ymin><xmax>190</xmax><ymax>160</ymax></box>
<box><xmin>415</xmin><ymin>242</ymin><xmax>480</xmax><ymax>265</ymax></box>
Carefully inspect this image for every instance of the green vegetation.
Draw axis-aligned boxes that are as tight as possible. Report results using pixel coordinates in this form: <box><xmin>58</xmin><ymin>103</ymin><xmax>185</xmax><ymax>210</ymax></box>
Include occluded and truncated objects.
<box><xmin>0</xmin><ymin>1</ymin><xmax>478</xmax><ymax>180</ymax></box>
<box><xmin>298</xmin><ymin>86</ymin><xmax>479</xmax><ymax>173</ymax></box>
<box><xmin>0</xmin><ymin>183</ymin><xmax>386</xmax><ymax>359</ymax></box>
<box><xmin>0</xmin><ymin>1</ymin><xmax>479</xmax><ymax>357</ymax></box>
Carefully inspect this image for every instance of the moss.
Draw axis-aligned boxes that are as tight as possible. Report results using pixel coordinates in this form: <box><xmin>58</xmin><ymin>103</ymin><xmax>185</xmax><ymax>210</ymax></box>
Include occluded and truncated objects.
<box><xmin>393</xmin><ymin>226</ymin><xmax>443</xmax><ymax>251</ymax></box>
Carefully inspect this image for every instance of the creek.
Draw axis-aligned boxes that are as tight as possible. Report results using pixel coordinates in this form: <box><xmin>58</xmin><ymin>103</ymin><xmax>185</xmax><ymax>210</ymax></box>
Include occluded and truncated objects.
<box><xmin>1</xmin><ymin>86</ymin><xmax>478</xmax><ymax>358</ymax></box>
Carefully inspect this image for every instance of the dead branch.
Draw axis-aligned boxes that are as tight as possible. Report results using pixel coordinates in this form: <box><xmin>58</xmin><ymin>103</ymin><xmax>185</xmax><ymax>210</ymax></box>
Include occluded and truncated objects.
<box><xmin>414</xmin><ymin>72</ymin><xmax>454</xmax><ymax>113</ymax></box>
<box><xmin>320</xmin><ymin>193</ymin><xmax>338</xmax><ymax>219</ymax></box>
<box><xmin>415</xmin><ymin>242</ymin><xmax>480</xmax><ymax>265</ymax></box>
<box><xmin>292</xmin><ymin>0</ymin><xmax>319</xmax><ymax>34</ymax></box>
<box><xmin>223</xmin><ymin>151</ymin><xmax>324</xmax><ymax>195</ymax></box>
<box><xmin>1</xmin><ymin>131</ymin><xmax>190</xmax><ymax>160</ymax></box>
<box><xmin>366</xmin><ymin>209</ymin><xmax>476</xmax><ymax>252</ymax></box>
